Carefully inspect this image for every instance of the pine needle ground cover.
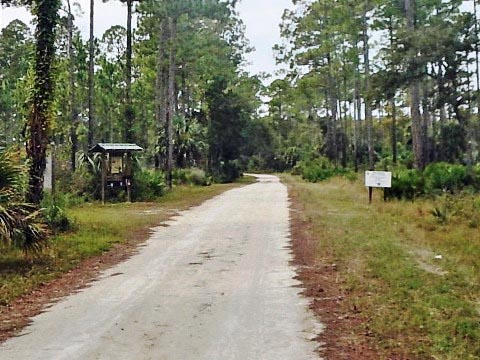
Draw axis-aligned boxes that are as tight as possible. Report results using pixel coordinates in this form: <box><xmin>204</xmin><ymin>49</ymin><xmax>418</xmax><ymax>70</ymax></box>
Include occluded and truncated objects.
<box><xmin>282</xmin><ymin>174</ymin><xmax>480</xmax><ymax>359</ymax></box>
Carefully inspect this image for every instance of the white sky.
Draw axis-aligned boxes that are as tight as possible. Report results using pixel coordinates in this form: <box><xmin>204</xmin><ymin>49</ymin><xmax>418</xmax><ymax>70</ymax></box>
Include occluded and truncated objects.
<box><xmin>0</xmin><ymin>0</ymin><xmax>293</xmax><ymax>78</ymax></box>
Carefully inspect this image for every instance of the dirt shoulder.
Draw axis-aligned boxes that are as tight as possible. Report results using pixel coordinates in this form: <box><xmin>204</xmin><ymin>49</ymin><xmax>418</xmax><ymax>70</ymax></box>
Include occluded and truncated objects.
<box><xmin>288</xmin><ymin>185</ymin><xmax>379</xmax><ymax>359</ymax></box>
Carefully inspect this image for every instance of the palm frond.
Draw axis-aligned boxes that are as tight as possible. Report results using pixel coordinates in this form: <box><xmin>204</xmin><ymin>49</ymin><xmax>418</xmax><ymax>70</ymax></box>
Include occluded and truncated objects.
<box><xmin>0</xmin><ymin>149</ymin><xmax>49</xmax><ymax>254</ymax></box>
<box><xmin>0</xmin><ymin>151</ymin><xmax>22</xmax><ymax>190</ymax></box>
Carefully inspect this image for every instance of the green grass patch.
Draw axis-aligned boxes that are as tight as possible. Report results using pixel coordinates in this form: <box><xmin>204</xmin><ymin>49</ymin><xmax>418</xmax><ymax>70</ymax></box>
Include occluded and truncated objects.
<box><xmin>0</xmin><ymin>178</ymin><xmax>254</xmax><ymax>306</ymax></box>
<box><xmin>281</xmin><ymin>174</ymin><xmax>480</xmax><ymax>359</ymax></box>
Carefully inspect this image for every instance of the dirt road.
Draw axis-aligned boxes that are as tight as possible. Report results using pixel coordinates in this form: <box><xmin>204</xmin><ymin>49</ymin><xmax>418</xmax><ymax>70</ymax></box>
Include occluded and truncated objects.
<box><xmin>1</xmin><ymin>175</ymin><xmax>321</xmax><ymax>359</ymax></box>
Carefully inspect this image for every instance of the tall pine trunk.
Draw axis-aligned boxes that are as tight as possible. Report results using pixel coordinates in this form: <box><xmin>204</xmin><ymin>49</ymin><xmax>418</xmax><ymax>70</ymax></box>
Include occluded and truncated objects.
<box><xmin>405</xmin><ymin>0</ymin><xmax>425</xmax><ymax>169</ymax></box>
<box><xmin>353</xmin><ymin>49</ymin><xmax>361</xmax><ymax>172</ymax></box>
<box><xmin>390</xmin><ymin>99</ymin><xmax>397</xmax><ymax>163</ymax></box>
<box><xmin>67</xmin><ymin>0</ymin><xmax>78</xmax><ymax>171</ymax></box>
<box><xmin>422</xmin><ymin>85</ymin><xmax>432</xmax><ymax>165</ymax></box>
<box><xmin>124</xmin><ymin>0</ymin><xmax>134</xmax><ymax>143</ymax></box>
<box><xmin>155</xmin><ymin>18</ymin><xmax>168</xmax><ymax>170</ymax></box>
<box><xmin>166</xmin><ymin>17</ymin><xmax>177</xmax><ymax>189</ymax></box>
<box><xmin>26</xmin><ymin>0</ymin><xmax>60</xmax><ymax>204</ymax></box>
<box><xmin>474</xmin><ymin>0</ymin><xmax>480</xmax><ymax>112</ymax></box>
<box><xmin>327</xmin><ymin>53</ymin><xmax>338</xmax><ymax>165</ymax></box>
<box><xmin>388</xmin><ymin>17</ymin><xmax>397</xmax><ymax>164</ymax></box>
<box><xmin>88</xmin><ymin>0</ymin><xmax>95</xmax><ymax>147</ymax></box>
<box><xmin>363</xmin><ymin>4</ymin><xmax>374</xmax><ymax>170</ymax></box>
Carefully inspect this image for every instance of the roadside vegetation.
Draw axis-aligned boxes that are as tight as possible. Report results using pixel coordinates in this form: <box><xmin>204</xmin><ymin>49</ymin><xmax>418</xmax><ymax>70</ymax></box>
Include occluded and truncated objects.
<box><xmin>283</xmin><ymin>174</ymin><xmax>480</xmax><ymax>359</ymax></box>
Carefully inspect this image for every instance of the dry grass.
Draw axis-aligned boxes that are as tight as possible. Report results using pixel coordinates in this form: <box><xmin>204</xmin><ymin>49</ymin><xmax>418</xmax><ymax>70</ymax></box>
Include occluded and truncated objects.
<box><xmin>282</xmin><ymin>174</ymin><xmax>480</xmax><ymax>359</ymax></box>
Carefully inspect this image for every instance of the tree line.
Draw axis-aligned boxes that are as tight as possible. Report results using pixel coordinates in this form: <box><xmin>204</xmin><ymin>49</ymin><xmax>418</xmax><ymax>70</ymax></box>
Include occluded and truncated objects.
<box><xmin>1</xmin><ymin>0</ymin><xmax>262</xmax><ymax>205</ymax></box>
<box><xmin>267</xmin><ymin>0</ymin><xmax>480</xmax><ymax>174</ymax></box>
<box><xmin>2</xmin><ymin>0</ymin><xmax>480</xmax><ymax>206</ymax></box>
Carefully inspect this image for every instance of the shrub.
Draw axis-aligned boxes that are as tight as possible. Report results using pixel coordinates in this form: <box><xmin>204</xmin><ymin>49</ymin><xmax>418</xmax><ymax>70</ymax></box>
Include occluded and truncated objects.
<box><xmin>385</xmin><ymin>168</ymin><xmax>424</xmax><ymax>200</ymax></box>
<box><xmin>70</xmin><ymin>167</ymin><xmax>98</xmax><ymax>200</ymax></box>
<box><xmin>132</xmin><ymin>169</ymin><xmax>165</xmax><ymax>201</ymax></box>
<box><xmin>471</xmin><ymin>165</ymin><xmax>480</xmax><ymax>190</ymax></box>
<box><xmin>172</xmin><ymin>168</ymin><xmax>211</xmax><ymax>186</ymax></box>
<box><xmin>424</xmin><ymin>162</ymin><xmax>467</xmax><ymax>194</ymax></box>
<box><xmin>43</xmin><ymin>204</ymin><xmax>72</xmax><ymax>232</ymax></box>
<box><xmin>247</xmin><ymin>155</ymin><xmax>266</xmax><ymax>172</ymax></box>
<box><xmin>295</xmin><ymin>157</ymin><xmax>336</xmax><ymax>183</ymax></box>
<box><xmin>40</xmin><ymin>193</ymin><xmax>73</xmax><ymax>233</ymax></box>
<box><xmin>343</xmin><ymin>171</ymin><xmax>358</xmax><ymax>183</ymax></box>
<box><xmin>186</xmin><ymin>168</ymin><xmax>210</xmax><ymax>186</ymax></box>
<box><xmin>173</xmin><ymin>168</ymin><xmax>189</xmax><ymax>185</ymax></box>
<box><xmin>54</xmin><ymin>154</ymin><xmax>101</xmax><ymax>201</ymax></box>
<box><xmin>210</xmin><ymin>160</ymin><xmax>241</xmax><ymax>183</ymax></box>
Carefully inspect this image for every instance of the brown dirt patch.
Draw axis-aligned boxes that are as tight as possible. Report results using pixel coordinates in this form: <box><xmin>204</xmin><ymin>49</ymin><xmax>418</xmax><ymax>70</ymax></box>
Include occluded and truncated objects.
<box><xmin>0</xmin><ymin>227</ymin><xmax>153</xmax><ymax>343</ymax></box>
<box><xmin>289</xmin><ymin>189</ymin><xmax>380</xmax><ymax>359</ymax></box>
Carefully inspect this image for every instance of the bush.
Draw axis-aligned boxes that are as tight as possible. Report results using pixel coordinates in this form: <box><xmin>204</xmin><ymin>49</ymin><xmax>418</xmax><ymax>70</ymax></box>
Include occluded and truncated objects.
<box><xmin>186</xmin><ymin>168</ymin><xmax>210</xmax><ymax>186</ymax></box>
<box><xmin>424</xmin><ymin>162</ymin><xmax>467</xmax><ymax>194</ymax></box>
<box><xmin>40</xmin><ymin>193</ymin><xmax>73</xmax><ymax>232</ymax></box>
<box><xmin>132</xmin><ymin>169</ymin><xmax>165</xmax><ymax>201</ymax></box>
<box><xmin>172</xmin><ymin>168</ymin><xmax>211</xmax><ymax>186</ymax></box>
<box><xmin>210</xmin><ymin>161</ymin><xmax>241</xmax><ymax>183</ymax></box>
<box><xmin>385</xmin><ymin>168</ymin><xmax>424</xmax><ymax>200</ymax></box>
<box><xmin>470</xmin><ymin>165</ymin><xmax>480</xmax><ymax>190</ymax></box>
<box><xmin>246</xmin><ymin>155</ymin><xmax>266</xmax><ymax>172</ymax></box>
<box><xmin>70</xmin><ymin>167</ymin><xmax>98</xmax><ymax>200</ymax></box>
<box><xmin>343</xmin><ymin>171</ymin><xmax>358</xmax><ymax>183</ymax></box>
<box><xmin>173</xmin><ymin>168</ymin><xmax>189</xmax><ymax>185</ymax></box>
<box><xmin>294</xmin><ymin>157</ymin><xmax>336</xmax><ymax>183</ymax></box>
<box><xmin>54</xmin><ymin>155</ymin><xmax>100</xmax><ymax>201</ymax></box>
<box><xmin>43</xmin><ymin>204</ymin><xmax>72</xmax><ymax>232</ymax></box>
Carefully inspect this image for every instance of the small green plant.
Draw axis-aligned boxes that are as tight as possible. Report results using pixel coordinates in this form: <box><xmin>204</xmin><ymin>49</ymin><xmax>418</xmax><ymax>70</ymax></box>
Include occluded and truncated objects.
<box><xmin>471</xmin><ymin>164</ymin><xmax>480</xmax><ymax>190</ymax></box>
<box><xmin>294</xmin><ymin>156</ymin><xmax>335</xmax><ymax>183</ymax></box>
<box><xmin>385</xmin><ymin>168</ymin><xmax>424</xmax><ymax>200</ymax></box>
<box><xmin>431</xmin><ymin>206</ymin><xmax>448</xmax><ymax>224</ymax></box>
<box><xmin>132</xmin><ymin>169</ymin><xmax>165</xmax><ymax>201</ymax></box>
<box><xmin>43</xmin><ymin>204</ymin><xmax>72</xmax><ymax>232</ymax></box>
<box><xmin>186</xmin><ymin>168</ymin><xmax>210</xmax><ymax>186</ymax></box>
<box><xmin>40</xmin><ymin>193</ymin><xmax>73</xmax><ymax>232</ymax></box>
<box><xmin>173</xmin><ymin>168</ymin><xmax>189</xmax><ymax>185</ymax></box>
<box><xmin>342</xmin><ymin>170</ymin><xmax>358</xmax><ymax>183</ymax></box>
<box><xmin>0</xmin><ymin>150</ymin><xmax>48</xmax><ymax>253</ymax></box>
<box><xmin>424</xmin><ymin>162</ymin><xmax>467</xmax><ymax>194</ymax></box>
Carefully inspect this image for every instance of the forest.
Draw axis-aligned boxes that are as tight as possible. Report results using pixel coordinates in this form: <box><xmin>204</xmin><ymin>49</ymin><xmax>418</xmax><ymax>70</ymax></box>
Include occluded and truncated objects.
<box><xmin>0</xmin><ymin>0</ymin><xmax>480</xmax><ymax>244</ymax></box>
<box><xmin>2</xmin><ymin>1</ymin><xmax>480</xmax><ymax>358</ymax></box>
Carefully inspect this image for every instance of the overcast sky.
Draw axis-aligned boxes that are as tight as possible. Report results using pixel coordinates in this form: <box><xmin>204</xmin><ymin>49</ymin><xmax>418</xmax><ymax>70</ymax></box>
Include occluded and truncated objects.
<box><xmin>0</xmin><ymin>0</ymin><xmax>293</xmax><ymax>78</ymax></box>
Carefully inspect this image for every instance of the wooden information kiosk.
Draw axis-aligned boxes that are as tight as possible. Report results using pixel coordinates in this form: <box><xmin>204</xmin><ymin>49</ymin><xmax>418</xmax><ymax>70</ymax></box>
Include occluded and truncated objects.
<box><xmin>90</xmin><ymin>143</ymin><xmax>143</xmax><ymax>203</ymax></box>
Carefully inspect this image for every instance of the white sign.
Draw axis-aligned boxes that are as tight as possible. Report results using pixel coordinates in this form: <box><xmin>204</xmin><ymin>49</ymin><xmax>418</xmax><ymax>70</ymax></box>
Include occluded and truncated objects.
<box><xmin>365</xmin><ymin>171</ymin><xmax>392</xmax><ymax>188</ymax></box>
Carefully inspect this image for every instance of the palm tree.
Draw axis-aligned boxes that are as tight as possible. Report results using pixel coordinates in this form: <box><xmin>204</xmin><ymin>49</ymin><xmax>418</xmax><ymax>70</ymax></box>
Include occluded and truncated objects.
<box><xmin>0</xmin><ymin>150</ymin><xmax>48</xmax><ymax>253</ymax></box>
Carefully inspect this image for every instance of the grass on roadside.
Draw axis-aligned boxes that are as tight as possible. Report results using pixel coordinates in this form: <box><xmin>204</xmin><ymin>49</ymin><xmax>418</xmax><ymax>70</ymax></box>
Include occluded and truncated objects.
<box><xmin>282</xmin><ymin>174</ymin><xmax>480</xmax><ymax>359</ymax></box>
<box><xmin>0</xmin><ymin>178</ymin><xmax>255</xmax><ymax>306</ymax></box>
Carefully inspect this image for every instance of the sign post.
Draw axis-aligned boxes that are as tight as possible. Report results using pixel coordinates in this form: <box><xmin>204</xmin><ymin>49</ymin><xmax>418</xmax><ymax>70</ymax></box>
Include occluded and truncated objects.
<box><xmin>365</xmin><ymin>171</ymin><xmax>392</xmax><ymax>204</ymax></box>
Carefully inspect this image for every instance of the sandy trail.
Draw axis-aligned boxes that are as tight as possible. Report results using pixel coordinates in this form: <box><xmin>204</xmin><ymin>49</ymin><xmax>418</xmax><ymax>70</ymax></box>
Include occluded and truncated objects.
<box><xmin>1</xmin><ymin>174</ymin><xmax>321</xmax><ymax>360</ymax></box>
